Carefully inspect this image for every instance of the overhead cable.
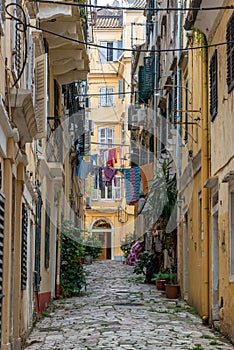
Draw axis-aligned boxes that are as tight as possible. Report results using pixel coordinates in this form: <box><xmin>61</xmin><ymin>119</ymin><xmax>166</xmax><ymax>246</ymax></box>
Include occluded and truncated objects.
<box><xmin>29</xmin><ymin>0</ymin><xmax>234</xmax><ymax>12</ymax></box>
<box><xmin>23</xmin><ymin>22</ymin><xmax>234</xmax><ymax>54</ymax></box>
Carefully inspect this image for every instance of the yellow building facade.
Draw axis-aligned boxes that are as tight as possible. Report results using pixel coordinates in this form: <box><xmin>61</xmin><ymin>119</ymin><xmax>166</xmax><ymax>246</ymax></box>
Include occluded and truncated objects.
<box><xmin>179</xmin><ymin>1</ymin><xmax>234</xmax><ymax>342</ymax></box>
<box><xmin>0</xmin><ymin>0</ymin><xmax>89</xmax><ymax>348</ymax></box>
<box><xmin>85</xmin><ymin>7</ymin><xmax>138</xmax><ymax>260</ymax></box>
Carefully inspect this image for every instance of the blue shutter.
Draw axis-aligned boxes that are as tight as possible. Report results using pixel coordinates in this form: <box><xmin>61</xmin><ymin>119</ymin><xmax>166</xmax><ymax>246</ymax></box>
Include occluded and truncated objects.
<box><xmin>99</xmin><ymin>41</ymin><xmax>107</xmax><ymax>63</ymax></box>
<box><xmin>118</xmin><ymin>80</ymin><xmax>124</xmax><ymax>99</ymax></box>
<box><xmin>113</xmin><ymin>41</ymin><xmax>118</xmax><ymax>61</ymax></box>
<box><xmin>99</xmin><ymin>87</ymin><xmax>106</xmax><ymax>106</ymax></box>
<box><xmin>107</xmin><ymin>88</ymin><xmax>114</xmax><ymax>106</ymax></box>
<box><xmin>118</xmin><ymin>40</ymin><xmax>123</xmax><ymax>58</ymax></box>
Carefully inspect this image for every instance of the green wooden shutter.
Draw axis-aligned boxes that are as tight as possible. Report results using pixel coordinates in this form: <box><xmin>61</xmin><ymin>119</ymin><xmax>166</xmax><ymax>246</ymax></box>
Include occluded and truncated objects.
<box><xmin>226</xmin><ymin>12</ymin><xmax>234</xmax><ymax>92</ymax></box>
<box><xmin>44</xmin><ymin>200</ymin><xmax>50</xmax><ymax>269</ymax></box>
<box><xmin>0</xmin><ymin>192</ymin><xmax>5</xmax><ymax>344</ymax></box>
<box><xmin>209</xmin><ymin>50</ymin><xmax>218</xmax><ymax>121</ymax></box>
<box><xmin>21</xmin><ymin>203</ymin><xmax>28</xmax><ymax>290</ymax></box>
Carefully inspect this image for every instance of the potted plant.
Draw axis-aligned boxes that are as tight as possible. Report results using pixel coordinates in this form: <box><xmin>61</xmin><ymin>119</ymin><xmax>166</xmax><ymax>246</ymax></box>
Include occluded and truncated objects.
<box><xmin>83</xmin><ymin>234</ymin><xmax>103</xmax><ymax>264</ymax></box>
<box><xmin>164</xmin><ymin>269</ymin><xmax>180</xmax><ymax>299</ymax></box>
<box><xmin>152</xmin><ymin>270</ymin><xmax>171</xmax><ymax>291</ymax></box>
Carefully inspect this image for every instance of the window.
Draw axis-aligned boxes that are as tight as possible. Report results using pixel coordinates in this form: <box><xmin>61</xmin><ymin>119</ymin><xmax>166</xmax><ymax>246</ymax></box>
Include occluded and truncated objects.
<box><xmin>21</xmin><ymin>203</ymin><xmax>28</xmax><ymax>290</ymax></box>
<box><xmin>99</xmin><ymin>40</ymin><xmax>122</xmax><ymax>62</ymax></box>
<box><xmin>101</xmin><ymin>176</ymin><xmax>121</xmax><ymax>200</ymax></box>
<box><xmin>91</xmin><ymin>175</ymin><xmax>121</xmax><ymax>200</ymax></box>
<box><xmin>230</xmin><ymin>190</ymin><xmax>234</xmax><ymax>277</ymax></box>
<box><xmin>98</xmin><ymin>127</ymin><xmax>114</xmax><ymax>149</ymax></box>
<box><xmin>99</xmin><ymin>87</ymin><xmax>114</xmax><ymax>107</ymax></box>
<box><xmin>226</xmin><ymin>12</ymin><xmax>234</xmax><ymax>93</ymax></box>
<box><xmin>210</xmin><ymin>50</ymin><xmax>218</xmax><ymax>121</ymax></box>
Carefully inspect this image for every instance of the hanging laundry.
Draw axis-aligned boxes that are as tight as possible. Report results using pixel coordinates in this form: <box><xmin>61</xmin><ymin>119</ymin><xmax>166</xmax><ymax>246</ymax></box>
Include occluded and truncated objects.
<box><xmin>108</xmin><ymin>148</ymin><xmax>117</xmax><ymax>163</ymax></box>
<box><xmin>140</xmin><ymin>163</ymin><xmax>154</xmax><ymax>195</ymax></box>
<box><xmin>140</xmin><ymin>163</ymin><xmax>154</xmax><ymax>182</ymax></box>
<box><xmin>104</xmin><ymin>164</ymin><xmax>117</xmax><ymax>186</ymax></box>
<box><xmin>99</xmin><ymin>167</ymin><xmax>103</xmax><ymax>190</ymax></box>
<box><xmin>103</xmin><ymin>150</ymin><xmax>108</xmax><ymax>165</ymax></box>
<box><xmin>76</xmin><ymin>159</ymin><xmax>92</xmax><ymax>179</ymax></box>
<box><xmin>75</xmin><ymin>155</ymin><xmax>83</xmax><ymax>177</ymax></box>
<box><xmin>140</xmin><ymin>168</ymin><xmax>148</xmax><ymax>195</ymax></box>
<box><xmin>116</xmin><ymin>146</ymin><xmax>121</xmax><ymax>166</ymax></box>
<box><xmin>124</xmin><ymin>167</ymin><xmax>140</xmax><ymax>205</ymax></box>
<box><xmin>82</xmin><ymin>156</ymin><xmax>90</xmax><ymax>162</ymax></box>
<box><xmin>90</xmin><ymin>154</ymin><xmax>98</xmax><ymax>165</ymax></box>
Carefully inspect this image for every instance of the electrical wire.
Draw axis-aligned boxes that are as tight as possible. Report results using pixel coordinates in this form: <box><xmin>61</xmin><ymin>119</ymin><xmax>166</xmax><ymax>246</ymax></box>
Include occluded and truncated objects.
<box><xmin>5</xmin><ymin>4</ymin><xmax>234</xmax><ymax>54</ymax></box>
<box><xmin>29</xmin><ymin>0</ymin><xmax>234</xmax><ymax>12</ymax></box>
<box><xmin>22</xmin><ymin>22</ymin><xmax>234</xmax><ymax>54</ymax></box>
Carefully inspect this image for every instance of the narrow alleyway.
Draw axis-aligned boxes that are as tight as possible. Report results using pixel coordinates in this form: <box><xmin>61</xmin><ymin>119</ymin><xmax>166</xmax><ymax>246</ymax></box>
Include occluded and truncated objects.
<box><xmin>24</xmin><ymin>261</ymin><xmax>234</xmax><ymax>350</ymax></box>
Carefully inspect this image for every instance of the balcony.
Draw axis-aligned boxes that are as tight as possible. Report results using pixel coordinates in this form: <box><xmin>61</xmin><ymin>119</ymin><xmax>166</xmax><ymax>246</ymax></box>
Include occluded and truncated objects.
<box><xmin>8</xmin><ymin>89</ymin><xmax>38</xmax><ymax>145</ymax></box>
<box><xmin>38</xmin><ymin>0</ymin><xmax>89</xmax><ymax>84</ymax></box>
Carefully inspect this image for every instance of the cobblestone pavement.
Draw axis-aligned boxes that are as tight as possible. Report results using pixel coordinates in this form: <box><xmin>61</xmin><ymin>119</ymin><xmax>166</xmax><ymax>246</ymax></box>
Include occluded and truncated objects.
<box><xmin>24</xmin><ymin>261</ymin><xmax>234</xmax><ymax>350</ymax></box>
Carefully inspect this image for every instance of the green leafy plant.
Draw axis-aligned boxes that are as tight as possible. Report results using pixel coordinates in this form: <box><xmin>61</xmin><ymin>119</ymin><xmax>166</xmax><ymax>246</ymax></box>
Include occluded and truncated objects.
<box><xmin>120</xmin><ymin>232</ymin><xmax>137</xmax><ymax>259</ymax></box>
<box><xmin>60</xmin><ymin>221</ymin><xmax>86</xmax><ymax>297</ymax></box>
<box><xmin>84</xmin><ymin>233</ymin><xmax>103</xmax><ymax>259</ymax></box>
<box><xmin>133</xmin><ymin>252</ymin><xmax>161</xmax><ymax>283</ymax></box>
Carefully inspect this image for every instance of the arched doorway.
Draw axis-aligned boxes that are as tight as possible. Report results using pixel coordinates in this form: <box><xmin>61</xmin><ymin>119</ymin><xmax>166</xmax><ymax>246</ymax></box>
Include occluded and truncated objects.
<box><xmin>91</xmin><ymin>219</ymin><xmax>113</xmax><ymax>260</ymax></box>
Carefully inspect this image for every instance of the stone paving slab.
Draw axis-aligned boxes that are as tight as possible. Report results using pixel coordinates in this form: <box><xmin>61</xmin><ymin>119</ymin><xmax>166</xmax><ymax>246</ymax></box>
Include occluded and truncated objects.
<box><xmin>23</xmin><ymin>261</ymin><xmax>234</xmax><ymax>350</ymax></box>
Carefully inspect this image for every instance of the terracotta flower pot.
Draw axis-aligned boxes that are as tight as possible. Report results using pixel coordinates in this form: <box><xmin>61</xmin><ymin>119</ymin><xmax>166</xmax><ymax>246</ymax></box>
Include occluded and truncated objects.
<box><xmin>156</xmin><ymin>279</ymin><xmax>167</xmax><ymax>291</ymax></box>
<box><xmin>165</xmin><ymin>284</ymin><xmax>180</xmax><ymax>299</ymax></box>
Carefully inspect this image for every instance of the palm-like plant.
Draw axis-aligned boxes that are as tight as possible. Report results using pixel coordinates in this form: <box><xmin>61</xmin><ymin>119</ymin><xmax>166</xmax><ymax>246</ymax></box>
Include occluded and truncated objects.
<box><xmin>147</xmin><ymin>159</ymin><xmax>177</xmax><ymax>229</ymax></box>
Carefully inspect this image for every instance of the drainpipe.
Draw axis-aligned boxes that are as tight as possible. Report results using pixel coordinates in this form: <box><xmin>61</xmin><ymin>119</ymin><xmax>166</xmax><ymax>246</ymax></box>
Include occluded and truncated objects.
<box><xmin>153</xmin><ymin>0</ymin><xmax>158</xmax><ymax>172</ymax></box>
<box><xmin>201</xmin><ymin>36</ymin><xmax>210</xmax><ymax>323</ymax></box>
<box><xmin>176</xmin><ymin>0</ymin><xmax>182</xmax><ymax>283</ymax></box>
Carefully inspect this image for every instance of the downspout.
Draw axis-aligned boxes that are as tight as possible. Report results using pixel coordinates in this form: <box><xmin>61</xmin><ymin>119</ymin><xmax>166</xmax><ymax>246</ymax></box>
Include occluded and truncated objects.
<box><xmin>176</xmin><ymin>0</ymin><xmax>182</xmax><ymax>282</ymax></box>
<box><xmin>153</xmin><ymin>0</ymin><xmax>158</xmax><ymax>172</ymax></box>
<box><xmin>201</xmin><ymin>34</ymin><xmax>210</xmax><ymax>323</ymax></box>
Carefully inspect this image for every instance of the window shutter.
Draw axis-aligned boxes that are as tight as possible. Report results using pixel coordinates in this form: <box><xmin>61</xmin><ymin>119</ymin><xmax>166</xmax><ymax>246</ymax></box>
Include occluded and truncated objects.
<box><xmin>209</xmin><ymin>50</ymin><xmax>218</xmax><ymax>121</ymax></box>
<box><xmin>117</xmin><ymin>40</ymin><xmax>123</xmax><ymax>59</ymax></box>
<box><xmin>44</xmin><ymin>200</ymin><xmax>50</xmax><ymax>269</ymax></box>
<box><xmin>99</xmin><ymin>41</ymin><xmax>107</xmax><ymax>63</ymax></box>
<box><xmin>0</xmin><ymin>192</ymin><xmax>5</xmax><ymax>343</ymax></box>
<box><xmin>107</xmin><ymin>87</ymin><xmax>114</xmax><ymax>106</ymax></box>
<box><xmin>21</xmin><ymin>204</ymin><xmax>28</xmax><ymax>290</ymax></box>
<box><xmin>35</xmin><ymin>54</ymin><xmax>47</xmax><ymax>139</ymax></box>
<box><xmin>99</xmin><ymin>87</ymin><xmax>106</xmax><ymax>106</ymax></box>
<box><xmin>35</xmin><ymin>194</ymin><xmax>42</xmax><ymax>292</ymax></box>
<box><xmin>0</xmin><ymin>0</ymin><xmax>5</xmax><ymax>34</ymax></box>
<box><xmin>144</xmin><ymin>56</ymin><xmax>154</xmax><ymax>96</ymax></box>
<box><xmin>118</xmin><ymin>80</ymin><xmax>124</xmax><ymax>99</ymax></box>
<box><xmin>113</xmin><ymin>41</ymin><xmax>119</xmax><ymax>61</ymax></box>
<box><xmin>107</xmin><ymin>42</ymin><xmax>113</xmax><ymax>61</ymax></box>
<box><xmin>226</xmin><ymin>12</ymin><xmax>234</xmax><ymax>93</ymax></box>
